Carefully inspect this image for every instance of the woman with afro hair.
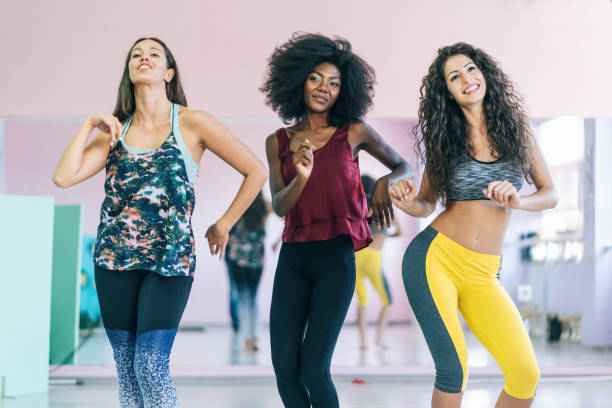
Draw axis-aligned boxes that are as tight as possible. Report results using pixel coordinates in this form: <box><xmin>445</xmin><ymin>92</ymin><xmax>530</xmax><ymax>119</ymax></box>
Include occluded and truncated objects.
<box><xmin>261</xmin><ymin>33</ymin><xmax>412</xmax><ymax>407</ymax></box>
<box><xmin>390</xmin><ymin>43</ymin><xmax>558</xmax><ymax>407</ymax></box>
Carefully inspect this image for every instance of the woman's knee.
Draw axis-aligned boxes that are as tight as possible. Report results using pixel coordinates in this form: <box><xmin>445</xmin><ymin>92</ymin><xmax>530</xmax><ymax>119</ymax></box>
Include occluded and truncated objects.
<box><xmin>134</xmin><ymin>349</ymin><xmax>168</xmax><ymax>379</ymax></box>
<box><xmin>300</xmin><ymin>359</ymin><xmax>329</xmax><ymax>390</ymax></box>
<box><xmin>505</xmin><ymin>360</ymin><xmax>540</xmax><ymax>398</ymax></box>
<box><xmin>133</xmin><ymin>331</ymin><xmax>174</xmax><ymax>382</ymax></box>
<box><xmin>106</xmin><ymin>329</ymin><xmax>136</xmax><ymax>366</ymax></box>
<box><xmin>434</xmin><ymin>364</ymin><xmax>466</xmax><ymax>394</ymax></box>
<box><xmin>272</xmin><ymin>353</ymin><xmax>299</xmax><ymax>381</ymax></box>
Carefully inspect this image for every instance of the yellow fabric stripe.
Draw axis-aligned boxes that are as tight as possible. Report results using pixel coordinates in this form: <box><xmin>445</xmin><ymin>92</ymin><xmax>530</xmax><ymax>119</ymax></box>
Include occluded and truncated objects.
<box><xmin>355</xmin><ymin>248</ymin><xmax>388</xmax><ymax>306</ymax></box>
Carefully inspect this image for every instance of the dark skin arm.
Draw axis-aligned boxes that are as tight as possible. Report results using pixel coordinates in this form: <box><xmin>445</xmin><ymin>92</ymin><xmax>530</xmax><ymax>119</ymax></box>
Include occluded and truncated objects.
<box><xmin>348</xmin><ymin>121</ymin><xmax>413</xmax><ymax>229</ymax></box>
<box><xmin>266</xmin><ymin>121</ymin><xmax>413</xmax><ymax>226</ymax></box>
<box><xmin>265</xmin><ymin>133</ymin><xmax>314</xmax><ymax>216</ymax></box>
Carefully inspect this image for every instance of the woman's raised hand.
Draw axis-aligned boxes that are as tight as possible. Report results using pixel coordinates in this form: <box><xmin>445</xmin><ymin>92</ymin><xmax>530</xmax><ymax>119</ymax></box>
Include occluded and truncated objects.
<box><xmin>388</xmin><ymin>177</ymin><xmax>418</xmax><ymax>213</ymax></box>
<box><xmin>88</xmin><ymin>115</ymin><xmax>123</xmax><ymax>146</ymax></box>
<box><xmin>292</xmin><ymin>140</ymin><xmax>314</xmax><ymax>180</ymax></box>
<box><xmin>483</xmin><ymin>180</ymin><xmax>523</xmax><ymax>209</ymax></box>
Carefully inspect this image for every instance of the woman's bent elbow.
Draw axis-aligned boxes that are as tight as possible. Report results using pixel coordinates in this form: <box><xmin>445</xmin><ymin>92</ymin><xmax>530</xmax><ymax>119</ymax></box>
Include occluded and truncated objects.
<box><xmin>272</xmin><ymin>206</ymin><xmax>286</xmax><ymax>217</ymax></box>
<box><xmin>52</xmin><ymin>174</ymin><xmax>71</xmax><ymax>188</ymax></box>
<box><xmin>550</xmin><ymin>190</ymin><xmax>559</xmax><ymax>209</ymax></box>
<box><xmin>250</xmin><ymin>164</ymin><xmax>268</xmax><ymax>185</ymax></box>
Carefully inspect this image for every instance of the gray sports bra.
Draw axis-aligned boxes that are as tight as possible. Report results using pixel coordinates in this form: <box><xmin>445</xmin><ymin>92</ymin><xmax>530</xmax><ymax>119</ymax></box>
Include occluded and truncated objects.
<box><xmin>447</xmin><ymin>151</ymin><xmax>525</xmax><ymax>201</ymax></box>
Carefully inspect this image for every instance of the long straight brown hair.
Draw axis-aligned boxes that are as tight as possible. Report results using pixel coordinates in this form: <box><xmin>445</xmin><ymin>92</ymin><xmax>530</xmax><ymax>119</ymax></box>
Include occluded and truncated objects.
<box><xmin>113</xmin><ymin>37</ymin><xmax>188</xmax><ymax>122</ymax></box>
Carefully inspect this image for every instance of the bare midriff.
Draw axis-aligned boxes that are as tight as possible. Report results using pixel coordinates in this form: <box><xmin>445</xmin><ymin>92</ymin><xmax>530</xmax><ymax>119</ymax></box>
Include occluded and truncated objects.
<box><xmin>430</xmin><ymin>200</ymin><xmax>512</xmax><ymax>255</ymax></box>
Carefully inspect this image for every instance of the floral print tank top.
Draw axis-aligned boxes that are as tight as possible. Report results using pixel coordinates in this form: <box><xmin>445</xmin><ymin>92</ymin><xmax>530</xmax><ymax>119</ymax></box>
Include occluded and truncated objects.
<box><xmin>94</xmin><ymin>103</ymin><xmax>197</xmax><ymax>277</ymax></box>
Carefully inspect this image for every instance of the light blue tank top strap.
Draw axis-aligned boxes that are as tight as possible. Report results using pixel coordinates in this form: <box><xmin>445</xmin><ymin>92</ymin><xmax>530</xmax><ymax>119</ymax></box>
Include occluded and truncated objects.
<box><xmin>171</xmin><ymin>104</ymin><xmax>199</xmax><ymax>186</ymax></box>
<box><xmin>120</xmin><ymin>115</ymin><xmax>133</xmax><ymax>141</ymax></box>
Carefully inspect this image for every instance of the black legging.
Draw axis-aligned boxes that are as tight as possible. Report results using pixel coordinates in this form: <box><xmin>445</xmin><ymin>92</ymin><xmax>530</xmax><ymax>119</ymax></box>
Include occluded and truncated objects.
<box><xmin>94</xmin><ymin>267</ymin><xmax>192</xmax><ymax>408</ymax></box>
<box><xmin>95</xmin><ymin>267</ymin><xmax>192</xmax><ymax>334</ymax></box>
<box><xmin>270</xmin><ymin>235</ymin><xmax>355</xmax><ymax>408</ymax></box>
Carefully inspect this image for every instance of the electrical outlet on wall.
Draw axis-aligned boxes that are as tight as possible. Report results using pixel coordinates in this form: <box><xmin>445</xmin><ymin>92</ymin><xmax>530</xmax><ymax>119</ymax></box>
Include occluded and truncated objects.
<box><xmin>517</xmin><ymin>285</ymin><xmax>533</xmax><ymax>302</ymax></box>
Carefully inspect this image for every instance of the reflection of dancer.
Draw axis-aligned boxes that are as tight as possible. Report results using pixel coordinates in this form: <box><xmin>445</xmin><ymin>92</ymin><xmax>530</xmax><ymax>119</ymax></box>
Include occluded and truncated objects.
<box><xmin>355</xmin><ymin>175</ymin><xmax>401</xmax><ymax>350</ymax></box>
<box><xmin>262</xmin><ymin>33</ymin><xmax>411</xmax><ymax>408</ymax></box>
<box><xmin>226</xmin><ymin>191</ymin><xmax>269</xmax><ymax>351</ymax></box>
<box><xmin>225</xmin><ymin>251</ymin><xmax>240</xmax><ymax>333</ymax></box>
<box><xmin>53</xmin><ymin>37</ymin><xmax>266</xmax><ymax>407</ymax></box>
<box><xmin>79</xmin><ymin>237</ymin><xmax>101</xmax><ymax>329</ymax></box>
<box><xmin>391</xmin><ymin>43</ymin><xmax>558</xmax><ymax>408</ymax></box>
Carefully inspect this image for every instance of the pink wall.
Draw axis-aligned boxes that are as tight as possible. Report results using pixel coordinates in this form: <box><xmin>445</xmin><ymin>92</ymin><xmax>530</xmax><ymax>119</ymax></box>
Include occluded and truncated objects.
<box><xmin>6</xmin><ymin>121</ymin><xmax>106</xmax><ymax>236</ymax></box>
<box><xmin>5</xmin><ymin>117</ymin><xmax>418</xmax><ymax>325</ymax></box>
<box><xmin>1</xmin><ymin>0</ymin><xmax>611</xmax><ymax>119</ymax></box>
<box><xmin>3</xmin><ymin>0</ymin><xmax>610</xmax><ymax>327</ymax></box>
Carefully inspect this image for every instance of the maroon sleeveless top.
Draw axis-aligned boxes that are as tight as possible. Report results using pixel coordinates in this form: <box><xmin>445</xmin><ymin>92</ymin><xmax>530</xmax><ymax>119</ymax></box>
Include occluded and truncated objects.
<box><xmin>277</xmin><ymin>123</ymin><xmax>372</xmax><ymax>250</ymax></box>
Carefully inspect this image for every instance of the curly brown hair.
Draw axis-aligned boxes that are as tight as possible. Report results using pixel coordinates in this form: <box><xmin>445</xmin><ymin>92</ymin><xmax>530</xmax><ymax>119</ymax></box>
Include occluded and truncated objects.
<box><xmin>414</xmin><ymin>42</ymin><xmax>534</xmax><ymax>207</ymax></box>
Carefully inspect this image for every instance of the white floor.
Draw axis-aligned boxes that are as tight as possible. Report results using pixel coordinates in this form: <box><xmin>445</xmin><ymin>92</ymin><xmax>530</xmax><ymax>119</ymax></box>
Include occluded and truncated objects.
<box><xmin>5</xmin><ymin>324</ymin><xmax>612</xmax><ymax>407</ymax></box>
<box><xmin>3</xmin><ymin>377</ymin><xmax>612</xmax><ymax>407</ymax></box>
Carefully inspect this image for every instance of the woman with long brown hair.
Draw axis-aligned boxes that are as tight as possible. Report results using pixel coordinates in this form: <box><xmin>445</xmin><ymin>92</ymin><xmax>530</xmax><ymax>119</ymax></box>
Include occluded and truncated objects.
<box><xmin>53</xmin><ymin>37</ymin><xmax>267</xmax><ymax>407</ymax></box>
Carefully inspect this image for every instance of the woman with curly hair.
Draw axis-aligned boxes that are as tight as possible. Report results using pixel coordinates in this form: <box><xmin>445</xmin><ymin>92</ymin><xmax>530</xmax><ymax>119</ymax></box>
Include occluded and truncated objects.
<box><xmin>390</xmin><ymin>43</ymin><xmax>558</xmax><ymax>407</ymax></box>
<box><xmin>53</xmin><ymin>37</ymin><xmax>267</xmax><ymax>407</ymax></box>
<box><xmin>261</xmin><ymin>33</ymin><xmax>412</xmax><ymax>407</ymax></box>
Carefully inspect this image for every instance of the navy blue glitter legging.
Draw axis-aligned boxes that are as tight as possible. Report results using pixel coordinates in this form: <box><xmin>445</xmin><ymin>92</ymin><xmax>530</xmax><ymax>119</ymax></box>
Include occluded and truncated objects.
<box><xmin>95</xmin><ymin>267</ymin><xmax>192</xmax><ymax>408</ymax></box>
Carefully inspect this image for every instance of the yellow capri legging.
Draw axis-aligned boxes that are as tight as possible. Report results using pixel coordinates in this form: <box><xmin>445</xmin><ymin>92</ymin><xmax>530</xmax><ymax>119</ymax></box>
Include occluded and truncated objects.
<box><xmin>402</xmin><ymin>226</ymin><xmax>539</xmax><ymax>399</ymax></box>
<box><xmin>355</xmin><ymin>247</ymin><xmax>392</xmax><ymax>306</ymax></box>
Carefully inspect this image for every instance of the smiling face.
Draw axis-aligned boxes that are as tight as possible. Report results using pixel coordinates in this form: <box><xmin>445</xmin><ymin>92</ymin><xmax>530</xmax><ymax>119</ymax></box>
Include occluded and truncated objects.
<box><xmin>128</xmin><ymin>39</ymin><xmax>174</xmax><ymax>86</ymax></box>
<box><xmin>443</xmin><ymin>54</ymin><xmax>486</xmax><ymax>107</ymax></box>
<box><xmin>303</xmin><ymin>62</ymin><xmax>341</xmax><ymax>114</ymax></box>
